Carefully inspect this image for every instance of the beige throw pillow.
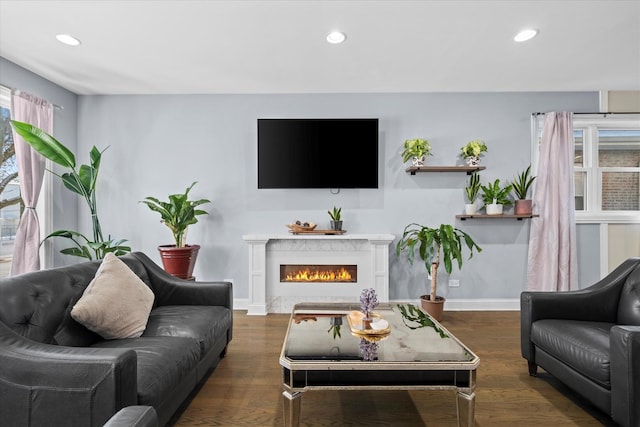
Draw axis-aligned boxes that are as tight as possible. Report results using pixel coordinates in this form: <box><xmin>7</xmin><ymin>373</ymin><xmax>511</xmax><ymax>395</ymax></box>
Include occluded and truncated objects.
<box><xmin>71</xmin><ymin>253</ymin><xmax>155</xmax><ymax>339</ymax></box>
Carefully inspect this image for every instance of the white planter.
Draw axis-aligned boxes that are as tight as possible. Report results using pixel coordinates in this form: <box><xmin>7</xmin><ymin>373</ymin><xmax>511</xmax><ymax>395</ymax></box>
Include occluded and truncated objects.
<box><xmin>464</xmin><ymin>203</ymin><xmax>477</xmax><ymax>215</ymax></box>
<box><xmin>486</xmin><ymin>203</ymin><xmax>503</xmax><ymax>215</ymax></box>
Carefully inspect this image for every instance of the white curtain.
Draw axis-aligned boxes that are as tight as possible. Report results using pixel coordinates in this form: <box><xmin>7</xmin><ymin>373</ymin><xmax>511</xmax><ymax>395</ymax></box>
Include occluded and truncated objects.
<box><xmin>527</xmin><ymin>112</ymin><xmax>578</xmax><ymax>291</ymax></box>
<box><xmin>10</xmin><ymin>91</ymin><xmax>52</xmax><ymax>275</ymax></box>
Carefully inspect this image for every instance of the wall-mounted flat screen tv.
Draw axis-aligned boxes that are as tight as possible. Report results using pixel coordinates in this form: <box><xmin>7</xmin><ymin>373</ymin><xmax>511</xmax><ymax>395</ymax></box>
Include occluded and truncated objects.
<box><xmin>257</xmin><ymin>118</ymin><xmax>379</xmax><ymax>189</ymax></box>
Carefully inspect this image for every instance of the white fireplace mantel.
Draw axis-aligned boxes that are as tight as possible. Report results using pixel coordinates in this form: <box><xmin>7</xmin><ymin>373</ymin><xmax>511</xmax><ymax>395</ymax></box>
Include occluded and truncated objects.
<box><xmin>242</xmin><ymin>233</ymin><xmax>395</xmax><ymax>315</ymax></box>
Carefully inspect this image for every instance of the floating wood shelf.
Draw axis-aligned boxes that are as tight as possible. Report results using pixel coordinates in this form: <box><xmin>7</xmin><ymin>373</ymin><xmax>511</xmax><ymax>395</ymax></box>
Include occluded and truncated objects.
<box><xmin>456</xmin><ymin>214</ymin><xmax>539</xmax><ymax>221</ymax></box>
<box><xmin>406</xmin><ymin>165</ymin><xmax>486</xmax><ymax>175</ymax></box>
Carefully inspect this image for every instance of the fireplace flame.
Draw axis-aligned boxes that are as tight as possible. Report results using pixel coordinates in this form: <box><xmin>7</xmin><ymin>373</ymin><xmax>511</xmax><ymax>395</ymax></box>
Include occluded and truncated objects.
<box><xmin>284</xmin><ymin>267</ymin><xmax>354</xmax><ymax>282</ymax></box>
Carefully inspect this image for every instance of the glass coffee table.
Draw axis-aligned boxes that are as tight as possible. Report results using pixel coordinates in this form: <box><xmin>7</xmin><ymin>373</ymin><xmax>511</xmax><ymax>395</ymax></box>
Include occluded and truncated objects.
<box><xmin>279</xmin><ymin>303</ymin><xmax>479</xmax><ymax>427</ymax></box>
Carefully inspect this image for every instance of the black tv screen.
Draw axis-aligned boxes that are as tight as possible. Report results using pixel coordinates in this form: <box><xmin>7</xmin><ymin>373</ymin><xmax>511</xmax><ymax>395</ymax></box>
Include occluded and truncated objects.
<box><xmin>257</xmin><ymin>118</ymin><xmax>379</xmax><ymax>189</ymax></box>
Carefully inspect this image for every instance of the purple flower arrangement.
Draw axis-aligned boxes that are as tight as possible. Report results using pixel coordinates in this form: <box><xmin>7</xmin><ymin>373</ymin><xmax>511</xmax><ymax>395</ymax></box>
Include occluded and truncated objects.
<box><xmin>359</xmin><ymin>288</ymin><xmax>379</xmax><ymax>319</ymax></box>
<box><xmin>359</xmin><ymin>338</ymin><xmax>379</xmax><ymax>361</ymax></box>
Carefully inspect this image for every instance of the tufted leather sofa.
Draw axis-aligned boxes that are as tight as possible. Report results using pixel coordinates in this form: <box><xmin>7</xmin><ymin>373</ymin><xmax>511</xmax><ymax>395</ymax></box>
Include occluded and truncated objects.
<box><xmin>521</xmin><ymin>257</ymin><xmax>640</xmax><ymax>427</ymax></box>
<box><xmin>0</xmin><ymin>252</ymin><xmax>233</xmax><ymax>427</ymax></box>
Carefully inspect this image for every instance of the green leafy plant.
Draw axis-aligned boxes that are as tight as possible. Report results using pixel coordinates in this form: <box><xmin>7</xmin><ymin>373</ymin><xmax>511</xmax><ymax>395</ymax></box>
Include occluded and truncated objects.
<box><xmin>9</xmin><ymin>120</ymin><xmax>130</xmax><ymax>260</ymax></box>
<box><xmin>140</xmin><ymin>182</ymin><xmax>210</xmax><ymax>248</ymax></box>
<box><xmin>328</xmin><ymin>206</ymin><xmax>342</xmax><ymax>221</ymax></box>
<box><xmin>480</xmin><ymin>178</ymin><xmax>513</xmax><ymax>207</ymax></box>
<box><xmin>396</xmin><ymin>223</ymin><xmax>481</xmax><ymax>303</ymax></box>
<box><xmin>460</xmin><ymin>139</ymin><xmax>487</xmax><ymax>158</ymax></box>
<box><xmin>465</xmin><ymin>172</ymin><xmax>481</xmax><ymax>203</ymax></box>
<box><xmin>401</xmin><ymin>138</ymin><xmax>432</xmax><ymax>163</ymax></box>
<box><xmin>397</xmin><ymin>303</ymin><xmax>448</xmax><ymax>338</ymax></box>
<box><xmin>511</xmin><ymin>165</ymin><xmax>536</xmax><ymax>200</ymax></box>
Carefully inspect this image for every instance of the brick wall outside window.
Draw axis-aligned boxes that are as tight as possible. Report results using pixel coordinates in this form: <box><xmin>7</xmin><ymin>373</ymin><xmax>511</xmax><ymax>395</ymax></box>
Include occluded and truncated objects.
<box><xmin>600</xmin><ymin>149</ymin><xmax>640</xmax><ymax>210</ymax></box>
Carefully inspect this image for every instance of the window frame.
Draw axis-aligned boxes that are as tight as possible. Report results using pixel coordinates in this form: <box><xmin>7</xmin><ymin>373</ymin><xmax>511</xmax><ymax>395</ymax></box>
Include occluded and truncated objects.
<box><xmin>532</xmin><ymin>114</ymin><xmax>640</xmax><ymax>224</ymax></box>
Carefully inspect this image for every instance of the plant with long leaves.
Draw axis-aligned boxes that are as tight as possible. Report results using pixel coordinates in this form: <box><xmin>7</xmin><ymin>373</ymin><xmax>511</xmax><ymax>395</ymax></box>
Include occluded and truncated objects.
<box><xmin>140</xmin><ymin>182</ymin><xmax>210</xmax><ymax>247</ymax></box>
<box><xmin>465</xmin><ymin>172</ymin><xmax>481</xmax><ymax>203</ymax></box>
<box><xmin>10</xmin><ymin>120</ymin><xmax>130</xmax><ymax>260</ymax></box>
<box><xmin>511</xmin><ymin>165</ymin><xmax>536</xmax><ymax>200</ymax></box>
<box><xmin>396</xmin><ymin>223</ymin><xmax>481</xmax><ymax>303</ymax></box>
<box><xmin>480</xmin><ymin>178</ymin><xmax>513</xmax><ymax>208</ymax></box>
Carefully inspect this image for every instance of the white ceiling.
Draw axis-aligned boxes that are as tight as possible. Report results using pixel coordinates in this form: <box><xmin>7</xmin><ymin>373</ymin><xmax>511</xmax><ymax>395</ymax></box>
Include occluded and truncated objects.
<box><xmin>1</xmin><ymin>0</ymin><xmax>639</xmax><ymax>95</ymax></box>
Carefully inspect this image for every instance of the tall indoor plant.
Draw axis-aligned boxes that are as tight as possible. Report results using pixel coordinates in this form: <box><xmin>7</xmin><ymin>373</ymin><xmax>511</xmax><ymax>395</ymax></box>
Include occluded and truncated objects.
<box><xmin>9</xmin><ymin>120</ymin><xmax>130</xmax><ymax>260</ymax></box>
<box><xmin>140</xmin><ymin>181</ymin><xmax>210</xmax><ymax>279</ymax></box>
<box><xmin>511</xmin><ymin>165</ymin><xmax>536</xmax><ymax>215</ymax></box>
<box><xmin>396</xmin><ymin>223</ymin><xmax>481</xmax><ymax>321</ymax></box>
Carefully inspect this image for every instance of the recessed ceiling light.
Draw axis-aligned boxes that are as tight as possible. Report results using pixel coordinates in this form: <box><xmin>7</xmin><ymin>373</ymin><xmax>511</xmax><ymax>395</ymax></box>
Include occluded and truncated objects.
<box><xmin>56</xmin><ymin>34</ymin><xmax>81</xmax><ymax>46</ymax></box>
<box><xmin>514</xmin><ymin>29</ymin><xmax>539</xmax><ymax>42</ymax></box>
<box><xmin>326</xmin><ymin>31</ymin><xmax>346</xmax><ymax>44</ymax></box>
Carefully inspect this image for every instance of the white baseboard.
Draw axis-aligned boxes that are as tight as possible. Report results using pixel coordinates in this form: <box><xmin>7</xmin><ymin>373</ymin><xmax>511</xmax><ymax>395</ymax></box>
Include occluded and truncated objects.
<box><xmin>233</xmin><ymin>298</ymin><xmax>520</xmax><ymax>313</ymax></box>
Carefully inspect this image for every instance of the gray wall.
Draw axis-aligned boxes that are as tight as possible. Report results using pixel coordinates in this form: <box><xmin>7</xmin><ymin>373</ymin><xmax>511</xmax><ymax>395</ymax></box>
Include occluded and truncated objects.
<box><xmin>75</xmin><ymin>91</ymin><xmax>600</xmax><ymax>304</ymax></box>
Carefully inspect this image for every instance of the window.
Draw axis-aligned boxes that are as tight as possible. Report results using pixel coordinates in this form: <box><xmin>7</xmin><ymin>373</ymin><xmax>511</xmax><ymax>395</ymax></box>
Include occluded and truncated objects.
<box><xmin>533</xmin><ymin>114</ymin><xmax>640</xmax><ymax>223</ymax></box>
<box><xmin>0</xmin><ymin>85</ymin><xmax>19</xmax><ymax>277</ymax></box>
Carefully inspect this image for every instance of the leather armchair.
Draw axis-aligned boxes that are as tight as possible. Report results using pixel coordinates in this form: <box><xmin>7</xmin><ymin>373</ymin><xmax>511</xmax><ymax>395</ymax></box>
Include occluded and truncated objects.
<box><xmin>521</xmin><ymin>257</ymin><xmax>640</xmax><ymax>427</ymax></box>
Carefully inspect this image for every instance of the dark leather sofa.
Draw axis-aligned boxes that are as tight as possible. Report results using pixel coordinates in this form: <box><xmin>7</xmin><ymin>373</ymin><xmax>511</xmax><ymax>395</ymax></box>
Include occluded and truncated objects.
<box><xmin>0</xmin><ymin>252</ymin><xmax>233</xmax><ymax>426</ymax></box>
<box><xmin>521</xmin><ymin>257</ymin><xmax>640</xmax><ymax>427</ymax></box>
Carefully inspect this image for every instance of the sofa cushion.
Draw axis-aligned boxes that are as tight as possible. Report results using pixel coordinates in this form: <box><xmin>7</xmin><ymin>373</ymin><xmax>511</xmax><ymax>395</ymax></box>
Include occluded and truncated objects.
<box><xmin>71</xmin><ymin>253</ymin><xmax>155</xmax><ymax>339</ymax></box>
<box><xmin>92</xmin><ymin>336</ymin><xmax>200</xmax><ymax>407</ymax></box>
<box><xmin>618</xmin><ymin>265</ymin><xmax>640</xmax><ymax>325</ymax></box>
<box><xmin>52</xmin><ymin>292</ymin><xmax>102</xmax><ymax>347</ymax></box>
<box><xmin>531</xmin><ymin>319</ymin><xmax>613</xmax><ymax>389</ymax></box>
<box><xmin>143</xmin><ymin>306</ymin><xmax>231</xmax><ymax>357</ymax></box>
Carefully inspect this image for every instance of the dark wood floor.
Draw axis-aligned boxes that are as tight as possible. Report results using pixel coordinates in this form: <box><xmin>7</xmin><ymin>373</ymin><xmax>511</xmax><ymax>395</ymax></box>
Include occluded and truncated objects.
<box><xmin>173</xmin><ymin>309</ymin><xmax>613</xmax><ymax>426</ymax></box>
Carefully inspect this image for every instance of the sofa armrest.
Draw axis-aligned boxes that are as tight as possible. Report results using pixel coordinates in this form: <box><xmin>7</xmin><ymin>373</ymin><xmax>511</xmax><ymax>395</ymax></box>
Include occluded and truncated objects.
<box><xmin>610</xmin><ymin>325</ymin><xmax>640</xmax><ymax>427</ymax></box>
<box><xmin>127</xmin><ymin>252</ymin><xmax>233</xmax><ymax>310</ymax></box>
<box><xmin>520</xmin><ymin>258</ymin><xmax>640</xmax><ymax>364</ymax></box>
<box><xmin>0</xmin><ymin>322</ymin><xmax>138</xmax><ymax>426</ymax></box>
<box><xmin>103</xmin><ymin>406</ymin><xmax>158</xmax><ymax>427</ymax></box>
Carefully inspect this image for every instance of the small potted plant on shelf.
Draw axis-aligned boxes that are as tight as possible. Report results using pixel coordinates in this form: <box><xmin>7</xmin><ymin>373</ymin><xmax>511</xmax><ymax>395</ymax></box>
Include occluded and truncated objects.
<box><xmin>328</xmin><ymin>206</ymin><xmax>342</xmax><ymax>231</ymax></box>
<box><xmin>511</xmin><ymin>165</ymin><xmax>536</xmax><ymax>215</ymax></box>
<box><xmin>396</xmin><ymin>223</ymin><xmax>481</xmax><ymax>321</ymax></box>
<box><xmin>464</xmin><ymin>172</ymin><xmax>481</xmax><ymax>215</ymax></box>
<box><xmin>140</xmin><ymin>181</ymin><xmax>211</xmax><ymax>279</ymax></box>
<box><xmin>480</xmin><ymin>178</ymin><xmax>513</xmax><ymax>215</ymax></box>
<box><xmin>402</xmin><ymin>138</ymin><xmax>432</xmax><ymax>167</ymax></box>
<box><xmin>460</xmin><ymin>139</ymin><xmax>487</xmax><ymax>166</ymax></box>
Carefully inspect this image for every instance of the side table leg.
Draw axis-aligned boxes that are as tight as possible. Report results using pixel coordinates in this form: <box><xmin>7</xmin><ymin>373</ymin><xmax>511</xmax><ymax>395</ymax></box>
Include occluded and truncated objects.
<box><xmin>456</xmin><ymin>390</ymin><xmax>476</xmax><ymax>427</ymax></box>
<box><xmin>282</xmin><ymin>390</ymin><xmax>302</xmax><ymax>427</ymax></box>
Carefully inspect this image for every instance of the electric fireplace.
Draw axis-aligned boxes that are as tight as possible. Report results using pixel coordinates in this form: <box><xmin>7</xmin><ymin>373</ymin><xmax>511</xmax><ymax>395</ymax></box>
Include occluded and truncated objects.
<box><xmin>280</xmin><ymin>264</ymin><xmax>357</xmax><ymax>283</ymax></box>
<box><xmin>243</xmin><ymin>233</ymin><xmax>394</xmax><ymax>314</ymax></box>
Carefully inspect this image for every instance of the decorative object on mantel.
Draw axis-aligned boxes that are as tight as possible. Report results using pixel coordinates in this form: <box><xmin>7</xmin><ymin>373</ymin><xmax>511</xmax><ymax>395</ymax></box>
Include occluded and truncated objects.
<box><xmin>480</xmin><ymin>178</ymin><xmax>513</xmax><ymax>215</ymax></box>
<box><xmin>401</xmin><ymin>138</ymin><xmax>432</xmax><ymax>166</ymax></box>
<box><xmin>511</xmin><ymin>164</ymin><xmax>536</xmax><ymax>215</ymax></box>
<box><xmin>464</xmin><ymin>171</ymin><xmax>482</xmax><ymax>215</ymax></box>
<box><xmin>460</xmin><ymin>139</ymin><xmax>488</xmax><ymax>166</ymax></box>
<box><xmin>396</xmin><ymin>223</ymin><xmax>481</xmax><ymax>321</ymax></box>
<box><xmin>286</xmin><ymin>221</ymin><xmax>317</xmax><ymax>233</ymax></box>
<box><xmin>328</xmin><ymin>206</ymin><xmax>342</xmax><ymax>230</ymax></box>
<box><xmin>140</xmin><ymin>181</ymin><xmax>210</xmax><ymax>279</ymax></box>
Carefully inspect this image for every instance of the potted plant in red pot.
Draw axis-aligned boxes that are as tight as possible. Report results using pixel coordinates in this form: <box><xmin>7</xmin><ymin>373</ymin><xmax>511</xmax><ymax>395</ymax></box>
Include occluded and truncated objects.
<box><xmin>511</xmin><ymin>165</ymin><xmax>536</xmax><ymax>215</ymax></box>
<box><xmin>141</xmin><ymin>182</ymin><xmax>210</xmax><ymax>279</ymax></box>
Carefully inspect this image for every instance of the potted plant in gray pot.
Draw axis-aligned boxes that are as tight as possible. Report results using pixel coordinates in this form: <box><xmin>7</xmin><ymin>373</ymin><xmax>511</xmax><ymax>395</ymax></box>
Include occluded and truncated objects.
<box><xmin>141</xmin><ymin>181</ymin><xmax>210</xmax><ymax>279</ymax></box>
<box><xmin>511</xmin><ymin>165</ymin><xmax>536</xmax><ymax>215</ymax></box>
<box><xmin>328</xmin><ymin>206</ymin><xmax>342</xmax><ymax>231</ymax></box>
<box><xmin>396</xmin><ymin>223</ymin><xmax>481</xmax><ymax>321</ymax></box>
